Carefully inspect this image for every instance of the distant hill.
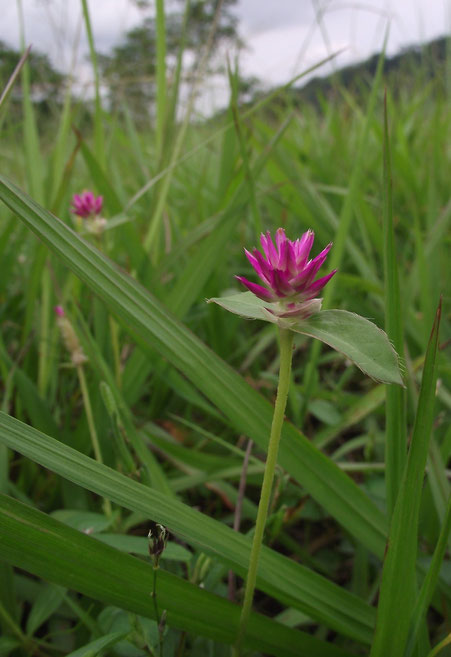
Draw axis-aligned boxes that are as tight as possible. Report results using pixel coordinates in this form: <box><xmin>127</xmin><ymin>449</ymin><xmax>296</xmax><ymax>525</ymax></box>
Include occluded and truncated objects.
<box><xmin>289</xmin><ymin>36</ymin><xmax>448</xmax><ymax>105</ymax></box>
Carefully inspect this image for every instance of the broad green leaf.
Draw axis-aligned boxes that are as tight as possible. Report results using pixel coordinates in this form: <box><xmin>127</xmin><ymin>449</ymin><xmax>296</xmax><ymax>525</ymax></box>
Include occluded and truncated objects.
<box><xmin>0</xmin><ymin>173</ymin><xmax>389</xmax><ymax>561</ymax></box>
<box><xmin>0</xmin><ymin>493</ymin><xmax>350</xmax><ymax>657</ymax></box>
<box><xmin>370</xmin><ymin>300</ymin><xmax>442</xmax><ymax>657</ymax></box>
<box><xmin>0</xmin><ymin>412</ymin><xmax>375</xmax><ymax>645</ymax></box>
<box><xmin>209</xmin><ymin>292</ymin><xmax>403</xmax><ymax>385</ymax></box>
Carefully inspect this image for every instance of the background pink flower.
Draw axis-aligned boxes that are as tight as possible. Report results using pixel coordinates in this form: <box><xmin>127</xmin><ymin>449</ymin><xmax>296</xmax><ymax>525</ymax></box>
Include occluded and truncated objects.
<box><xmin>71</xmin><ymin>191</ymin><xmax>103</xmax><ymax>218</ymax></box>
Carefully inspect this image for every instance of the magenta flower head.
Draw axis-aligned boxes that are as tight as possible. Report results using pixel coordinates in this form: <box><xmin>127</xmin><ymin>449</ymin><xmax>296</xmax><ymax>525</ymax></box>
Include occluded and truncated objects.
<box><xmin>54</xmin><ymin>305</ymin><xmax>65</xmax><ymax>318</ymax></box>
<box><xmin>71</xmin><ymin>191</ymin><xmax>103</xmax><ymax>219</ymax></box>
<box><xmin>235</xmin><ymin>228</ymin><xmax>336</xmax><ymax>318</ymax></box>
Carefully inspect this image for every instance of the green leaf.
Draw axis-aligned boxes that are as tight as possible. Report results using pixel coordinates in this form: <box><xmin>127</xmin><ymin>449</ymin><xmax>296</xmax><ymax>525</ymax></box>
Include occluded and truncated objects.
<box><xmin>370</xmin><ymin>300</ymin><xmax>442</xmax><ymax>657</ymax></box>
<box><xmin>65</xmin><ymin>632</ymin><xmax>127</xmax><ymax>657</ymax></box>
<box><xmin>0</xmin><ymin>493</ymin><xmax>350</xmax><ymax>657</ymax></box>
<box><xmin>95</xmin><ymin>534</ymin><xmax>192</xmax><ymax>562</ymax></box>
<box><xmin>209</xmin><ymin>292</ymin><xmax>403</xmax><ymax>385</ymax></box>
<box><xmin>405</xmin><ymin>496</ymin><xmax>451</xmax><ymax>657</ymax></box>
<box><xmin>0</xmin><ymin>637</ymin><xmax>21</xmax><ymax>657</ymax></box>
<box><xmin>0</xmin><ymin>412</ymin><xmax>375</xmax><ymax>645</ymax></box>
<box><xmin>50</xmin><ymin>510</ymin><xmax>115</xmax><ymax>533</ymax></box>
<box><xmin>382</xmin><ymin>92</ymin><xmax>407</xmax><ymax>516</ymax></box>
<box><xmin>25</xmin><ymin>583</ymin><xmax>66</xmax><ymax>636</ymax></box>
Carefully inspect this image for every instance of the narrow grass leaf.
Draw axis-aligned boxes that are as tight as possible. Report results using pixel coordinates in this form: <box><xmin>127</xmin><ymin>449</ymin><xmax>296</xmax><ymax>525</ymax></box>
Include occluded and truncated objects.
<box><xmin>0</xmin><ymin>45</ymin><xmax>31</xmax><ymax>125</ymax></box>
<box><xmin>65</xmin><ymin>632</ymin><xmax>127</xmax><ymax>657</ymax></box>
<box><xmin>155</xmin><ymin>0</ymin><xmax>167</xmax><ymax>161</ymax></box>
<box><xmin>25</xmin><ymin>583</ymin><xmax>66</xmax><ymax>636</ymax></box>
<box><xmin>383</xmin><ymin>92</ymin><xmax>407</xmax><ymax>516</ymax></box>
<box><xmin>405</xmin><ymin>496</ymin><xmax>451</xmax><ymax>657</ymax></box>
<box><xmin>370</xmin><ymin>299</ymin><xmax>442</xmax><ymax>657</ymax></box>
<box><xmin>0</xmin><ymin>493</ymin><xmax>350</xmax><ymax>657</ymax></box>
<box><xmin>0</xmin><ymin>413</ymin><xmax>376</xmax><ymax>644</ymax></box>
<box><xmin>80</xmin><ymin>0</ymin><xmax>105</xmax><ymax>166</ymax></box>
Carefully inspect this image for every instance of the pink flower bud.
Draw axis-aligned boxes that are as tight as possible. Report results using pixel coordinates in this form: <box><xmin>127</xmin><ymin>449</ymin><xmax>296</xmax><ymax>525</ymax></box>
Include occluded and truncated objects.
<box><xmin>71</xmin><ymin>191</ymin><xmax>103</xmax><ymax>219</ymax></box>
<box><xmin>236</xmin><ymin>228</ymin><xmax>336</xmax><ymax>318</ymax></box>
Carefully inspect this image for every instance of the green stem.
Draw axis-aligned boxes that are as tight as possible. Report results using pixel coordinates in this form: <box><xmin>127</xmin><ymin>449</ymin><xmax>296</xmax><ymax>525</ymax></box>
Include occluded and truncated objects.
<box><xmin>152</xmin><ymin>566</ymin><xmax>163</xmax><ymax>657</ymax></box>
<box><xmin>37</xmin><ymin>265</ymin><xmax>51</xmax><ymax>396</ymax></box>
<box><xmin>77</xmin><ymin>365</ymin><xmax>112</xmax><ymax>517</ymax></box>
<box><xmin>109</xmin><ymin>316</ymin><xmax>122</xmax><ymax>388</ymax></box>
<box><xmin>427</xmin><ymin>634</ymin><xmax>451</xmax><ymax>657</ymax></box>
<box><xmin>233</xmin><ymin>327</ymin><xmax>294</xmax><ymax>656</ymax></box>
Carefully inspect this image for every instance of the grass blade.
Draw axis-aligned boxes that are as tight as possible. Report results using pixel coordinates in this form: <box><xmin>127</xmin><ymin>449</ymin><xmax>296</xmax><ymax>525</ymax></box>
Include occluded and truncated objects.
<box><xmin>0</xmin><ymin>412</ymin><xmax>376</xmax><ymax>644</ymax></box>
<box><xmin>155</xmin><ymin>0</ymin><xmax>167</xmax><ymax>162</ymax></box>
<box><xmin>0</xmin><ymin>493</ymin><xmax>349</xmax><ymax>657</ymax></box>
<box><xmin>370</xmin><ymin>299</ymin><xmax>442</xmax><ymax>657</ymax></box>
<box><xmin>383</xmin><ymin>92</ymin><xmax>407</xmax><ymax>516</ymax></box>
<box><xmin>405</xmin><ymin>495</ymin><xmax>451</xmax><ymax>657</ymax></box>
<box><xmin>80</xmin><ymin>0</ymin><xmax>105</xmax><ymax>166</ymax></box>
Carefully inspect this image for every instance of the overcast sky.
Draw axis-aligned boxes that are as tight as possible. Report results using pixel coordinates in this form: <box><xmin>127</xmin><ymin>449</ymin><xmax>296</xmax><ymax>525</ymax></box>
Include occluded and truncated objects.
<box><xmin>0</xmin><ymin>0</ymin><xmax>448</xmax><ymax>112</ymax></box>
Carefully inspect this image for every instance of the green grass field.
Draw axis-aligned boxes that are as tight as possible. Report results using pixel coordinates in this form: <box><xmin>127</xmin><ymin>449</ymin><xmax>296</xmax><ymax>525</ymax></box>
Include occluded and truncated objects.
<box><xmin>0</xmin><ymin>8</ymin><xmax>450</xmax><ymax>656</ymax></box>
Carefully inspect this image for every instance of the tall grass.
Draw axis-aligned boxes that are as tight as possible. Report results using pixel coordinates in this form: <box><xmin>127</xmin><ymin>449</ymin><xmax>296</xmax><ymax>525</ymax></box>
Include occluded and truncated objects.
<box><xmin>0</xmin><ymin>3</ymin><xmax>449</xmax><ymax>656</ymax></box>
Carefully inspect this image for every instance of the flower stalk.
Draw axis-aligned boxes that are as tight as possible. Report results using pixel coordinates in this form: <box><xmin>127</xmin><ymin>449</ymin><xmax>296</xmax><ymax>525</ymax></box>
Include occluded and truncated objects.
<box><xmin>148</xmin><ymin>523</ymin><xmax>169</xmax><ymax>657</ymax></box>
<box><xmin>233</xmin><ymin>327</ymin><xmax>294</xmax><ymax>655</ymax></box>
<box><xmin>55</xmin><ymin>306</ymin><xmax>111</xmax><ymax>516</ymax></box>
<box><xmin>76</xmin><ymin>363</ymin><xmax>112</xmax><ymax>518</ymax></box>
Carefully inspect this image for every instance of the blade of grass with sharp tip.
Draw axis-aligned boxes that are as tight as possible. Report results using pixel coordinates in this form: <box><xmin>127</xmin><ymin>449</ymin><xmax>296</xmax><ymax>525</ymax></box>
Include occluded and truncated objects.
<box><xmin>0</xmin><ymin>174</ymin><xmax>389</xmax><ymax>560</ymax></box>
<box><xmin>383</xmin><ymin>92</ymin><xmax>407</xmax><ymax>517</ymax></box>
<box><xmin>370</xmin><ymin>299</ymin><xmax>442</xmax><ymax>657</ymax></box>
<box><xmin>0</xmin><ymin>414</ymin><xmax>376</xmax><ymax>644</ymax></box>
<box><xmin>0</xmin><ymin>494</ymin><xmax>350</xmax><ymax>657</ymax></box>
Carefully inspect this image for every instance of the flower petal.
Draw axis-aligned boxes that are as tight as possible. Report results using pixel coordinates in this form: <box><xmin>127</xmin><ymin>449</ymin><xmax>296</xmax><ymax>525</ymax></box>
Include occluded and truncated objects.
<box><xmin>275</xmin><ymin>228</ymin><xmax>288</xmax><ymax>269</ymax></box>
<box><xmin>235</xmin><ymin>276</ymin><xmax>274</xmax><ymax>301</ymax></box>
<box><xmin>292</xmin><ymin>243</ymin><xmax>332</xmax><ymax>290</ymax></box>
<box><xmin>245</xmin><ymin>249</ymin><xmax>271</xmax><ymax>285</ymax></box>
<box><xmin>295</xmin><ymin>230</ymin><xmax>315</xmax><ymax>267</ymax></box>
<box><xmin>260</xmin><ymin>231</ymin><xmax>279</xmax><ymax>268</ymax></box>
<box><xmin>304</xmin><ymin>270</ymin><xmax>337</xmax><ymax>298</ymax></box>
<box><xmin>272</xmin><ymin>270</ymin><xmax>293</xmax><ymax>296</ymax></box>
